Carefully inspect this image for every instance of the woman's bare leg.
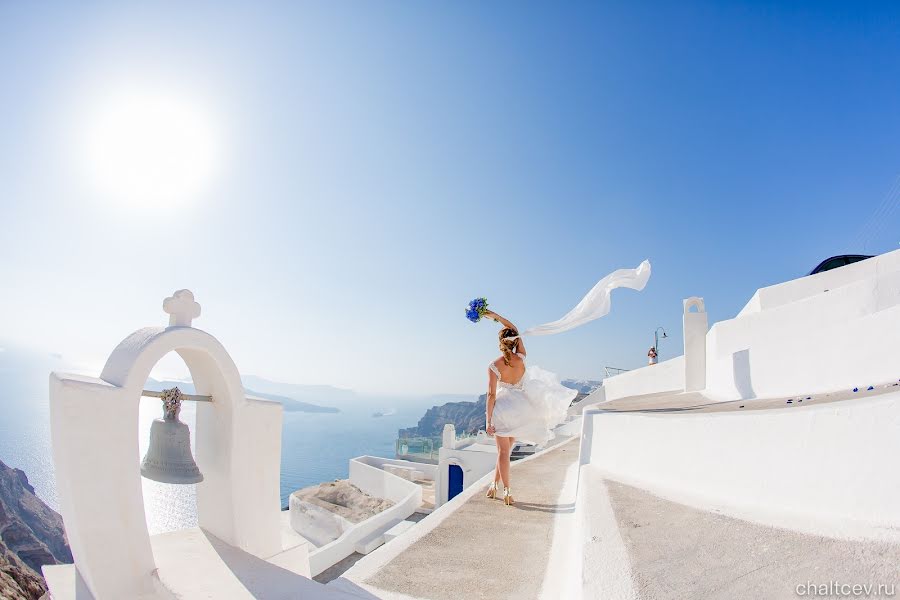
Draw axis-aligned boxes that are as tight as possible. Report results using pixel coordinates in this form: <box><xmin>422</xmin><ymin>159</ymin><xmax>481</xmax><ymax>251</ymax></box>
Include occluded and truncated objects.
<box><xmin>486</xmin><ymin>437</ymin><xmax>503</xmax><ymax>498</ymax></box>
<box><xmin>497</xmin><ymin>436</ymin><xmax>513</xmax><ymax>488</ymax></box>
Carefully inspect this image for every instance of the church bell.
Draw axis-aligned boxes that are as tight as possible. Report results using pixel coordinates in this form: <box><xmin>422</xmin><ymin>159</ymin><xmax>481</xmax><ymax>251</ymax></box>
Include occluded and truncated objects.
<box><xmin>140</xmin><ymin>387</ymin><xmax>204</xmax><ymax>484</ymax></box>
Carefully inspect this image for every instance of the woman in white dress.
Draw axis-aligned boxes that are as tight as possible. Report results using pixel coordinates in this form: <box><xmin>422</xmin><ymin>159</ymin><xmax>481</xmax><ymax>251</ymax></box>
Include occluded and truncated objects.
<box><xmin>482</xmin><ymin>310</ymin><xmax>577</xmax><ymax>506</ymax></box>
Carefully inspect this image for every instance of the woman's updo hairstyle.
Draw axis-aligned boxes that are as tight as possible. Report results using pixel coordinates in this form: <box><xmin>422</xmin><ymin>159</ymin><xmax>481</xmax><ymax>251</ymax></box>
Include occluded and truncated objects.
<box><xmin>498</xmin><ymin>327</ymin><xmax>520</xmax><ymax>366</ymax></box>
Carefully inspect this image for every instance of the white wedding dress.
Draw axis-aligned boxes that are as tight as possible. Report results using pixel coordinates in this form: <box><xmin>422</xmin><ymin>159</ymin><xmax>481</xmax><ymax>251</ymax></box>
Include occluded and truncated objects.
<box><xmin>489</xmin><ymin>353</ymin><xmax>577</xmax><ymax>445</ymax></box>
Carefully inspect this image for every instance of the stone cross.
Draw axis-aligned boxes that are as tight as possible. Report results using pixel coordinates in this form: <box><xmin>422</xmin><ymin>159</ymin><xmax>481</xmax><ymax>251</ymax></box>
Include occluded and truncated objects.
<box><xmin>163</xmin><ymin>289</ymin><xmax>201</xmax><ymax>327</ymax></box>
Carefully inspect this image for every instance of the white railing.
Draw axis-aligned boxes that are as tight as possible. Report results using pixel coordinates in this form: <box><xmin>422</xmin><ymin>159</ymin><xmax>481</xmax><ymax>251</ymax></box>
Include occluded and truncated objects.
<box><xmin>353</xmin><ymin>456</ymin><xmax>437</xmax><ymax>481</ymax></box>
<box><xmin>603</xmin><ymin>366</ymin><xmax>630</xmax><ymax>378</ymax></box>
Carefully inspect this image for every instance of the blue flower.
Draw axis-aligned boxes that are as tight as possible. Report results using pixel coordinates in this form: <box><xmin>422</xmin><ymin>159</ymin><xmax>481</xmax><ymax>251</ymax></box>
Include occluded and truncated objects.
<box><xmin>464</xmin><ymin>297</ymin><xmax>489</xmax><ymax>323</ymax></box>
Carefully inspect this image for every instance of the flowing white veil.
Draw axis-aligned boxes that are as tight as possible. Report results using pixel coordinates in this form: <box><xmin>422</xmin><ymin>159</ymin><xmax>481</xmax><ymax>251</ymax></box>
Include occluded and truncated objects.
<box><xmin>524</xmin><ymin>260</ymin><xmax>651</xmax><ymax>336</ymax></box>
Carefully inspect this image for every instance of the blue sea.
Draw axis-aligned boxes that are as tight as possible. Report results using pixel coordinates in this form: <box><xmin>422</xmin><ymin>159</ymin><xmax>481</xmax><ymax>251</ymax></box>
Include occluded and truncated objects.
<box><xmin>0</xmin><ymin>345</ymin><xmax>437</xmax><ymax>535</ymax></box>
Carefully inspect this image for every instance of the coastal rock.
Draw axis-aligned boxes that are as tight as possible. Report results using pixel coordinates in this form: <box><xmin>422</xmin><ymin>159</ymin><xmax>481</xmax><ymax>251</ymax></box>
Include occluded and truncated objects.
<box><xmin>399</xmin><ymin>395</ymin><xmax>488</xmax><ymax>438</ymax></box>
<box><xmin>0</xmin><ymin>460</ymin><xmax>72</xmax><ymax>600</ymax></box>
<box><xmin>0</xmin><ymin>544</ymin><xmax>46</xmax><ymax>600</ymax></box>
<box><xmin>561</xmin><ymin>379</ymin><xmax>603</xmax><ymax>395</ymax></box>
<box><xmin>399</xmin><ymin>381</ymin><xmax>597</xmax><ymax>439</ymax></box>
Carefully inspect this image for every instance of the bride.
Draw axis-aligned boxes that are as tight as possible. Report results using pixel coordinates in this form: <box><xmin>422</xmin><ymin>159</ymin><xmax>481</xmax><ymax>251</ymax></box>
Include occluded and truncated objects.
<box><xmin>482</xmin><ymin>310</ymin><xmax>577</xmax><ymax>506</ymax></box>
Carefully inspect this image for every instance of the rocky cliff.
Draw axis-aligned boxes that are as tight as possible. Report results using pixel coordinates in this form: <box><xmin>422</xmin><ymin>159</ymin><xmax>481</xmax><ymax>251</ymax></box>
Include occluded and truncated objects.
<box><xmin>399</xmin><ymin>395</ymin><xmax>489</xmax><ymax>438</ymax></box>
<box><xmin>560</xmin><ymin>378</ymin><xmax>603</xmax><ymax>395</ymax></box>
<box><xmin>398</xmin><ymin>379</ymin><xmax>601</xmax><ymax>439</ymax></box>
<box><xmin>0</xmin><ymin>460</ymin><xmax>71</xmax><ymax>600</ymax></box>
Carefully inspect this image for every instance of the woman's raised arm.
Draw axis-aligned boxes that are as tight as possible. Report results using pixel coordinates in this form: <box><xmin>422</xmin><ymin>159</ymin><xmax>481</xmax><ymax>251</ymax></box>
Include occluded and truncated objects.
<box><xmin>485</xmin><ymin>310</ymin><xmax>517</xmax><ymax>332</ymax></box>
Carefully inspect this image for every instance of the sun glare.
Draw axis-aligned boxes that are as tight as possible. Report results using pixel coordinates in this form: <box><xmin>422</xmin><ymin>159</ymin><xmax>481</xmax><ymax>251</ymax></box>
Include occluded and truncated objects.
<box><xmin>83</xmin><ymin>91</ymin><xmax>218</xmax><ymax>211</ymax></box>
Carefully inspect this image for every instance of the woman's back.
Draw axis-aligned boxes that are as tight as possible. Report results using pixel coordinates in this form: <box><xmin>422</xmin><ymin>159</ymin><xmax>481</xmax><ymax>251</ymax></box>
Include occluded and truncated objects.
<box><xmin>493</xmin><ymin>353</ymin><xmax>526</xmax><ymax>384</ymax></box>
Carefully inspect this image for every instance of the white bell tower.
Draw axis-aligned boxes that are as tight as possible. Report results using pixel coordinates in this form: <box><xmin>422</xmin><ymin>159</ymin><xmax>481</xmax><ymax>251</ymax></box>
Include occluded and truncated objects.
<box><xmin>44</xmin><ymin>291</ymin><xmax>312</xmax><ymax>599</ymax></box>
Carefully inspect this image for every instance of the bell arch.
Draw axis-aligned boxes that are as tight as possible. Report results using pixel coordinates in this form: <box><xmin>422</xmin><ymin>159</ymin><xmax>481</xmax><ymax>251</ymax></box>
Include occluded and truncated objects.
<box><xmin>683</xmin><ymin>296</ymin><xmax>706</xmax><ymax>313</ymax></box>
<box><xmin>48</xmin><ymin>293</ymin><xmax>283</xmax><ymax>599</ymax></box>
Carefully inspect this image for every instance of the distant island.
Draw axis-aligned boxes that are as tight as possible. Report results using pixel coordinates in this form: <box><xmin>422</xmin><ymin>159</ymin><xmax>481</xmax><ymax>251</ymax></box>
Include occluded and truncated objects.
<box><xmin>398</xmin><ymin>379</ymin><xmax>601</xmax><ymax>438</ymax></box>
<box><xmin>245</xmin><ymin>389</ymin><xmax>341</xmax><ymax>413</ymax></box>
<box><xmin>240</xmin><ymin>375</ymin><xmax>357</xmax><ymax>411</ymax></box>
<box><xmin>146</xmin><ymin>378</ymin><xmax>341</xmax><ymax>413</ymax></box>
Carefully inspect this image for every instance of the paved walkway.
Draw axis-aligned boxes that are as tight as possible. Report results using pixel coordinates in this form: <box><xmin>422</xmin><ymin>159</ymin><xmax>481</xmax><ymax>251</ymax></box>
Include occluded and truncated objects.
<box><xmin>356</xmin><ymin>439</ymin><xmax>579</xmax><ymax>600</ymax></box>
<box><xmin>336</xmin><ymin>435</ymin><xmax>898</xmax><ymax>600</ymax></box>
<box><xmin>605</xmin><ymin>479</ymin><xmax>900</xmax><ymax>600</ymax></box>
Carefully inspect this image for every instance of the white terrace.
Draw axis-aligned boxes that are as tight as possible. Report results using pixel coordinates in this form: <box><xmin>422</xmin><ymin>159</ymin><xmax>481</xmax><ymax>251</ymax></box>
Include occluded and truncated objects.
<box><xmin>44</xmin><ymin>251</ymin><xmax>900</xmax><ymax>599</ymax></box>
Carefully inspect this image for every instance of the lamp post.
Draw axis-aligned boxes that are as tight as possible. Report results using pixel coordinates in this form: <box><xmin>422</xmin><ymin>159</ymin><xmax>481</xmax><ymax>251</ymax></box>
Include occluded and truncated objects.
<box><xmin>654</xmin><ymin>326</ymin><xmax>668</xmax><ymax>357</ymax></box>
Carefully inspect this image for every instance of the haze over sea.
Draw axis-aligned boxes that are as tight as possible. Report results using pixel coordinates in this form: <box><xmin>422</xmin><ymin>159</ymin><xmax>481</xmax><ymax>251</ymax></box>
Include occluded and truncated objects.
<box><xmin>0</xmin><ymin>343</ymin><xmax>451</xmax><ymax>535</ymax></box>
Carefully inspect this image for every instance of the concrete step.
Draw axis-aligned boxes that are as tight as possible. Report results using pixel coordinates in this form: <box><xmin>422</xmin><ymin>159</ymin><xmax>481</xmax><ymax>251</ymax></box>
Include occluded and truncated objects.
<box><xmin>353</xmin><ymin>530</ymin><xmax>385</xmax><ymax>555</ymax></box>
<box><xmin>382</xmin><ymin>520</ymin><xmax>416</xmax><ymax>543</ymax></box>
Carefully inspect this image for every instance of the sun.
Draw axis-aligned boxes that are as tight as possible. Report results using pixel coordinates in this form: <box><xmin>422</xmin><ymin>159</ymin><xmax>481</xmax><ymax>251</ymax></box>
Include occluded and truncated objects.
<box><xmin>82</xmin><ymin>90</ymin><xmax>219</xmax><ymax>211</ymax></box>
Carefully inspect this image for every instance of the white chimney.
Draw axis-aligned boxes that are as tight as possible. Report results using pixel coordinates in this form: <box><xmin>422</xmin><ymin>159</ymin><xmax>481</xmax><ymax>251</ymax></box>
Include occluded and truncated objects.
<box><xmin>442</xmin><ymin>424</ymin><xmax>457</xmax><ymax>450</ymax></box>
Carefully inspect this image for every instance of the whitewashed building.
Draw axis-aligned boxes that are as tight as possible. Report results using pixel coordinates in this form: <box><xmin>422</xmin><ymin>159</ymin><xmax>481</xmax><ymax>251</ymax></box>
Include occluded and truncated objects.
<box><xmin>43</xmin><ymin>250</ymin><xmax>900</xmax><ymax>599</ymax></box>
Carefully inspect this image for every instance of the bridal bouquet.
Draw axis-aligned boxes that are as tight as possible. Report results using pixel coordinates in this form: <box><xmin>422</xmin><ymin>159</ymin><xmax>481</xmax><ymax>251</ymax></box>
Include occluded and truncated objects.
<box><xmin>465</xmin><ymin>297</ymin><xmax>490</xmax><ymax>323</ymax></box>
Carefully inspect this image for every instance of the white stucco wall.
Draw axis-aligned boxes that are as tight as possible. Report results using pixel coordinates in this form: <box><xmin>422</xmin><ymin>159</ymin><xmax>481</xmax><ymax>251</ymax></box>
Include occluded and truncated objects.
<box><xmin>568</xmin><ymin>385</ymin><xmax>606</xmax><ymax>416</ymax></box>
<box><xmin>599</xmin><ymin>250</ymin><xmax>900</xmax><ymax>405</ymax></box>
<box><xmin>601</xmin><ymin>356</ymin><xmax>685</xmax><ymax>402</ymax></box>
<box><xmin>436</xmin><ymin>446</ymin><xmax>498</xmax><ymax>507</ymax></box>
<box><xmin>348</xmin><ymin>457</ymin><xmax>423</xmax><ymax>505</ymax></box>
<box><xmin>352</xmin><ymin>456</ymin><xmax>437</xmax><ymax>481</ymax></box>
<box><xmin>552</xmin><ymin>416</ymin><xmax>583</xmax><ymax>438</ymax></box>
<box><xmin>570</xmin><ymin>251</ymin><xmax>900</xmax><ymax>551</ymax></box>
<box><xmin>580</xmin><ymin>391</ymin><xmax>900</xmax><ymax>541</ymax></box>
<box><xmin>738</xmin><ymin>251</ymin><xmax>900</xmax><ymax>316</ymax></box>
<box><xmin>706</xmin><ymin>283</ymin><xmax>900</xmax><ymax>401</ymax></box>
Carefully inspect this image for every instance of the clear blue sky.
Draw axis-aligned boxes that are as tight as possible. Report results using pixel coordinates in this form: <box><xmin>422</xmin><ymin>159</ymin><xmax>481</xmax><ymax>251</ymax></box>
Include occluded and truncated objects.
<box><xmin>1</xmin><ymin>1</ymin><xmax>898</xmax><ymax>395</ymax></box>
